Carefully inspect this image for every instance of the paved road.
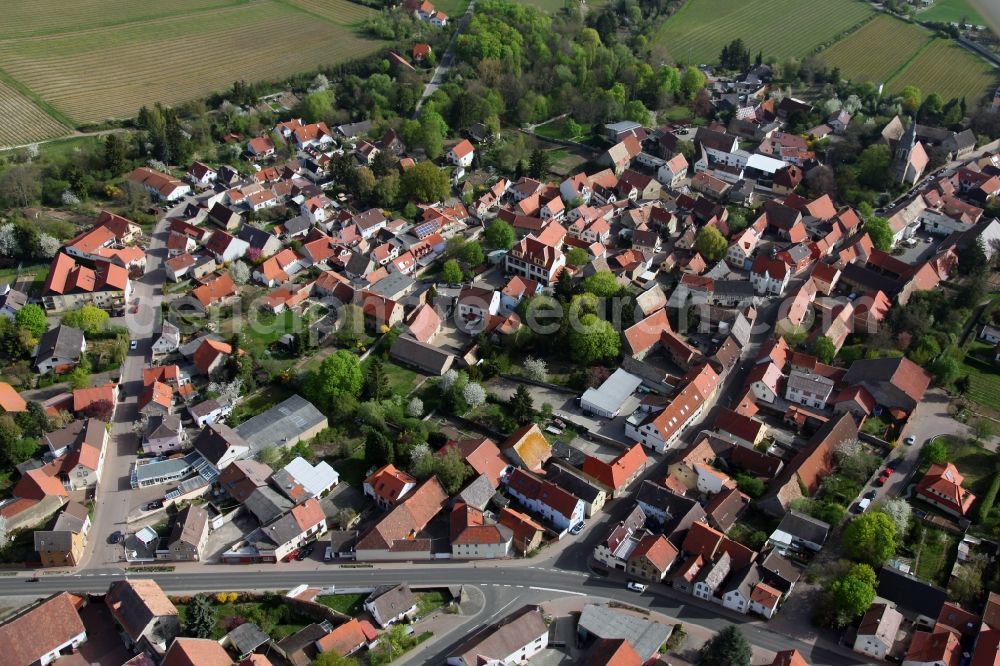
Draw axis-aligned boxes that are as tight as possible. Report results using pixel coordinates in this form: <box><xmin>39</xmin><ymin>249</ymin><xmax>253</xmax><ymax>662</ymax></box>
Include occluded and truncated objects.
<box><xmin>414</xmin><ymin>1</ymin><xmax>476</xmax><ymax>116</ymax></box>
<box><xmin>79</xmin><ymin>210</ymin><xmax>174</xmax><ymax>568</ymax></box>
<box><xmin>12</xmin><ymin>563</ymin><xmax>865</xmax><ymax>665</ymax></box>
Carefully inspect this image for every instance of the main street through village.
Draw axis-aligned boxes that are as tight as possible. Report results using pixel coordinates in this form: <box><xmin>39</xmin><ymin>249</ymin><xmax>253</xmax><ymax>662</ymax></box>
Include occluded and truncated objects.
<box><xmin>6</xmin><ymin>228</ymin><xmax>876</xmax><ymax>664</ymax></box>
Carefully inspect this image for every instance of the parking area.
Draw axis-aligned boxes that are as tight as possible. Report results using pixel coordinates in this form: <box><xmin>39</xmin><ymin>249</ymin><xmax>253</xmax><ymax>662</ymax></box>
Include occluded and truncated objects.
<box><xmin>204</xmin><ymin>512</ymin><xmax>257</xmax><ymax>562</ymax></box>
<box><xmin>894</xmin><ymin>232</ymin><xmax>942</xmax><ymax>264</ymax></box>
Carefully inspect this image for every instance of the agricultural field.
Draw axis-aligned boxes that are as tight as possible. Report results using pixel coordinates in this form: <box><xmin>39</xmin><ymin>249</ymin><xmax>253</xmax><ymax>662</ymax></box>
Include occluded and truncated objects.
<box><xmin>0</xmin><ymin>0</ymin><xmax>383</xmax><ymax>145</ymax></box>
<box><xmin>0</xmin><ymin>78</ymin><xmax>71</xmax><ymax>146</ymax></box>
<box><xmin>918</xmin><ymin>0</ymin><xmax>986</xmax><ymax>26</ymax></box>
<box><xmin>655</xmin><ymin>0</ymin><xmax>874</xmax><ymax>66</ymax></box>
<box><xmin>887</xmin><ymin>38</ymin><xmax>998</xmax><ymax>103</ymax></box>
<box><xmin>818</xmin><ymin>15</ymin><xmax>931</xmax><ymax>87</ymax></box>
<box><xmin>0</xmin><ymin>0</ymin><xmax>243</xmax><ymax>39</ymax></box>
<box><xmin>286</xmin><ymin>0</ymin><xmax>384</xmax><ymax>24</ymax></box>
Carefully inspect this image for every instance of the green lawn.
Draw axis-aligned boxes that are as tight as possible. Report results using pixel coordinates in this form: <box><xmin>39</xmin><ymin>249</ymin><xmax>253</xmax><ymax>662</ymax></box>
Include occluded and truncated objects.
<box><xmin>961</xmin><ymin>342</ymin><xmax>1000</xmax><ymax>412</ymax></box>
<box><xmin>238</xmin><ymin>308</ymin><xmax>317</xmax><ymax>355</ymax></box>
<box><xmin>434</xmin><ymin>0</ymin><xmax>471</xmax><ymax>16</ymax></box>
<box><xmin>914</xmin><ymin>527</ymin><xmax>958</xmax><ymax>586</ymax></box>
<box><xmin>316</xmin><ymin>593</ymin><xmax>367</xmax><ymax>616</ymax></box>
<box><xmin>361</xmin><ymin>357</ymin><xmax>421</xmax><ymax>395</ymax></box>
<box><xmin>662</xmin><ymin>105</ymin><xmax>692</xmax><ymax>122</ymax></box>
<box><xmin>935</xmin><ymin>436</ymin><xmax>996</xmax><ymax>497</ymax></box>
<box><xmin>919</xmin><ymin>0</ymin><xmax>986</xmax><ymax>25</ymax></box>
<box><xmin>227</xmin><ymin>384</ymin><xmax>295</xmax><ymax>426</ymax></box>
<box><xmin>175</xmin><ymin>595</ymin><xmax>313</xmax><ymax>641</ymax></box>
<box><xmin>415</xmin><ymin>590</ymin><xmax>451</xmax><ymax>617</ymax></box>
<box><xmin>533</xmin><ymin>118</ymin><xmax>591</xmax><ymax>141</ymax></box>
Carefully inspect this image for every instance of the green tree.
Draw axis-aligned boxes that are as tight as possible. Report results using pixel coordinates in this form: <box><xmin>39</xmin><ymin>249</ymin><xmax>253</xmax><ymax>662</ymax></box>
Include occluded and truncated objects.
<box><xmin>304</xmin><ymin>350</ymin><xmax>363</xmax><ymax>414</ymax></box>
<box><xmin>930</xmin><ymin>354</ymin><xmax>960</xmax><ymax>385</ymax></box>
<box><xmin>103</xmin><ymin>134</ymin><xmax>128</xmax><ymax>174</ymax></box>
<box><xmin>864</xmin><ymin>216</ymin><xmax>894</xmax><ymax>251</ymax></box>
<box><xmin>298</xmin><ymin>90</ymin><xmax>335</xmax><ymax>123</ymax></box>
<box><xmin>949</xmin><ymin>555</ymin><xmax>986</xmax><ymax>605</ymax></box>
<box><xmin>441</xmin><ymin>259</ymin><xmax>464</xmax><ymax>284</ymax></box>
<box><xmin>735</xmin><ymin>473</ymin><xmax>765</xmax><ymax>498</ymax></box>
<box><xmin>973</xmin><ymin>419</ymin><xmax>994</xmax><ymax>442</ymax></box>
<box><xmin>60</xmin><ymin>305</ymin><xmax>109</xmax><ymax>334</ymax></box>
<box><xmin>0</xmin><ymin>414</ymin><xmax>24</xmax><ymax>465</ymax></box>
<box><xmin>581</xmin><ymin>271</ymin><xmax>621</xmax><ymax>297</ymax></box>
<box><xmin>565</xmin><ymin>247</ymin><xmax>589</xmax><ymax>268</ymax></box>
<box><xmin>811</xmin><ymin>336</ymin><xmax>837</xmax><ymax>364</ymax></box>
<box><xmin>857</xmin><ymin>144</ymin><xmax>893</xmax><ymax>191</ymax></box>
<box><xmin>484</xmin><ymin>220</ymin><xmax>515</xmax><ymax>250</ymax></box>
<box><xmin>336</xmin><ymin>304</ymin><xmax>364</xmax><ymax>347</ymax></box>
<box><xmin>353</xmin><ymin>167</ymin><xmax>376</xmax><ymax>198</ymax></box>
<box><xmin>15</xmin><ymin>304</ymin><xmax>47</xmax><ymax>338</ymax></box>
<box><xmin>363</xmin><ymin>359</ymin><xmax>390</xmax><ymax>402</ymax></box>
<box><xmin>508</xmin><ymin>384</ymin><xmax>535</xmax><ymax>424</ymax></box>
<box><xmin>900</xmin><ymin>85</ymin><xmax>922</xmax><ymax>115</ymax></box>
<box><xmin>312</xmin><ymin>651</ymin><xmax>361</xmax><ymax>666</ymax></box>
<box><xmin>364</xmin><ymin>427</ymin><xmax>395</xmax><ymax>469</ymax></box>
<box><xmin>695</xmin><ymin>226</ymin><xmax>727</xmax><ymax>261</ymax></box>
<box><xmin>826</xmin><ymin>564</ymin><xmax>877</xmax><ymax>627</ymax></box>
<box><xmin>401</xmin><ymin>161</ymin><xmax>450</xmax><ymax>202</ymax></box>
<box><xmin>462</xmin><ymin>241</ymin><xmax>485</xmax><ymax>267</ymax></box>
<box><xmin>700</xmin><ymin>626</ymin><xmax>751</xmax><ymax>666</ymax></box>
<box><xmin>958</xmin><ymin>238</ymin><xmax>988</xmax><ymax>277</ymax></box>
<box><xmin>680</xmin><ymin>66</ymin><xmax>706</xmax><ymax>99</ymax></box>
<box><xmin>184</xmin><ymin>594</ymin><xmax>217</xmax><ymax>638</ymax></box>
<box><xmin>373</xmin><ymin>172</ymin><xmax>400</xmax><ymax>207</ymax></box>
<box><xmin>569</xmin><ymin>314</ymin><xmax>620</xmax><ymax>364</ymax></box>
<box><xmin>528</xmin><ymin>149</ymin><xmax>551</xmax><ymax>180</ymax></box>
<box><xmin>436</xmin><ymin>446</ymin><xmax>472</xmax><ymax>494</ymax></box>
<box><xmin>14</xmin><ymin>401</ymin><xmax>49</xmax><ymax>439</ymax></box>
<box><xmin>843</xmin><ymin>512</ymin><xmax>897</xmax><ymax>567</ymax></box>
<box><xmin>909</xmin><ymin>335</ymin><xmax>940</xmax><ymax>365</ymax></box>
<box><xmin>921</xmin><ymin>438</ymin><xmax>949</xmax><ymax>465</ymax></box>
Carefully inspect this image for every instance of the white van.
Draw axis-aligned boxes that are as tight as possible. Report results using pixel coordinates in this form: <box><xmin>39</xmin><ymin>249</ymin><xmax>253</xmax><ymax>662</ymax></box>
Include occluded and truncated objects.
<box><xmin>626</xmin><ymin>581</ymin><xmax>647</xmax><ymax>593</ymax></box>
<box><xmin>857</xmin><ymin>498</ymin><xmax>871</xmax><ymax>513</ymax></box>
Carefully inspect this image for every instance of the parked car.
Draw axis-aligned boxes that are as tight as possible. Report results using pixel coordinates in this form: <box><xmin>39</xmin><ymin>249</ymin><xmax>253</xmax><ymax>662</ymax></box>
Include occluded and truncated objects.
<box><xmin>324</xmin><ymin>547</ymin><xmax>333</xmax><ymax>562</ymax></box>
<box><xmin>883</xmin><ymin>467</ymin><xmax>894</xmax><ymax>477</ymax></box>
<box><xmin>146</xmin><ymin>501</ymin><xmax>162</xmax><ymax>511</ymax></box>
<box><xmin>864</xmin><ymin>490</ymin><xmax>877</xmax><ymax>500</ymax></box>
<box><xmin>569</xmin><ymin>522</ymin><xmax>584</xmax><ymax>535</ymax></box>
<box><xmin>904</xmin><ymin>436</ymin><xmax>915</xmax><ymax>446</ymax></box>
<box><xmin>626</xmin><ymin>582</ymin><xmax>647</xmax><ymax>593</ymax></box>
<box><xmin>130</xmin><ymin>340</ymin><xmax>138</xmax><ymax>350</ymax></box>
<box><xmin>108</xmin><ymin>531</ymin><xmax>123</xmax><ymax>544</ymax></box>
<box><xmin>856</xmin><ymin>498</ymin><xmax>871</xmax><ymax>513</ymax></box>
<box><xmin>876</xmin><ymin>475</ymin><xmax>889</xmax><ymax>486</ymax></box>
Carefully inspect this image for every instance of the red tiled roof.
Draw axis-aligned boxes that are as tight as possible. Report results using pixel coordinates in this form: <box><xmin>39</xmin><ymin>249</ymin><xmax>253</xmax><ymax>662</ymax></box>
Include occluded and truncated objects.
<box><xmin>162</xmin><ymin>638</ymin><xmax>233</xmax><ymax>666</ymax></box>
<box><xmin>681</xmin><ymin>521</ymin><xmax>724</xmax><ymax>560</ymax></box>
<box><xmin>365</xmin><ymin>464</ymin><xmax>416</xmax><ymax>505</ymax></box>
<box><xmin>582</xmin><ymin>444</ymin><xmax>647</xmax><ymax>490</ymax></box>
<box><xmin>14</xmin><ymin>468</ymin><xmax>67</xmax><ymax>500</ymax></box>
<box><xmin>624</xmin><ymin>308</ymin><xmax>672</xmax><ymax>356</ymax></box>
<box><xmin>192</xmin><ymin>273</ymin><xmax>236</xmax><ymax>308</ymax></box>
<box><xmin>193</xmin><ymin>338</ymin><xmax>232</xmax><ymax>374</ymax></box>
<box><xmin>0</xmin><ymin>592</ymin><xmax>86</xmax><ymax>666</ymax></box>
<box><xmin>73</xmin><ymin>384</ymin><xmax>116</xmax><ymax>412</ymax></box>
<box><xmin>917</xmin><ymin>463</ymin><xmax>976</xmax><ymax>515</ymax></box>
<box><xmin>316</xmin><ymin>619</ymin><xmax>371</xmax><ymax>656</ymax></box>
<box><xmin>628</xmin><ymin>533</ymin><xmax>677</xmax><ymax>572</ymax></box>
<box><xmin>441</xmin><ymin>437</ymin><xmax>507</xmax><ymax>488</ymax></box>
<box><xmin>0</xmin><ymin>382</ymin><xmax>26</xmax><ymax>413</ymax></box>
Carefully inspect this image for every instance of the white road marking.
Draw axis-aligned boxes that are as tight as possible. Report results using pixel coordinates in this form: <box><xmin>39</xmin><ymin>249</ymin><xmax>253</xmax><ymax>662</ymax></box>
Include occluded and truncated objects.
<box><xmin>529</xmin><ymin>586</ymin><xmax>585</xmax><ymax>596</ymax></box>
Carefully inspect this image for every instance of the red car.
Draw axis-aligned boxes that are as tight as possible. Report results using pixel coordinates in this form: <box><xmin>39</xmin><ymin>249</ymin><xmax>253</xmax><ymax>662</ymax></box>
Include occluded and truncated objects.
<box><xmin>876</xmin><ymin>475</ymin><xmax>889</xmax><ymax>486</ymax></box>
<box><xmin>883</xmin><ymin>468</ymin><xmax>894</xmax><ymax>477</ymax></box>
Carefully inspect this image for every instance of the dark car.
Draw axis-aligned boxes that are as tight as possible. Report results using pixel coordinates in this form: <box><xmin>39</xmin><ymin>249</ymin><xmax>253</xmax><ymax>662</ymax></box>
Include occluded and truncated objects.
<box><xmin>108</xmin><ymin>531</ymin><xmax>123</xmax><ymax>544</ymax></box>
<box><xmin>864</xmin><ymin>490</ymin><xmax>877</xmax><ymax>500</ymax></box>
<box><xmin>147</xmin><ymin>501</ymin><xmax>162</xmax><ymax>511</ymax></box>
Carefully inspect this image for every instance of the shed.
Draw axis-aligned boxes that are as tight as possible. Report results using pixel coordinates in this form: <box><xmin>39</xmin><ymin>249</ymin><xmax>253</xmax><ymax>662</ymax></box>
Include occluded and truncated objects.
<box><xmin>580</xmin><ymin>369</ymin><xmax>643</xmax><ymax>418</ymax></box>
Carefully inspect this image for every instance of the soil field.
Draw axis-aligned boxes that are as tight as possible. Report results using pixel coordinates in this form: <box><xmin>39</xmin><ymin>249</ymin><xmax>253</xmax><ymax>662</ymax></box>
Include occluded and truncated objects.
<box><xmin>0</xmin><ymin>0</ymin><xmax>383</xmax><ymax>145</ymax></box>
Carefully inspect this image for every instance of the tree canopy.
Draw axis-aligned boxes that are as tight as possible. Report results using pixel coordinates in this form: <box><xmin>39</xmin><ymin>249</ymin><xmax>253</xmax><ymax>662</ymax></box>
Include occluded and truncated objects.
<box><xmin>484</xmin><ymin>219</ymin><xmax>515</xmax><ymax>250</ymax></box>
<box><xmin>842</xmin><ymin>512</ymin><xmax>897</xmax><ymax>567</ymax></box>
<box><xmin>60</xmin><ymin>305</ymin><xmax>109</xmax><ymax>334</ymax></box>
<box><xmin>569</xmin><ymin>313</ymin><xmax>619</xmax><ymax>364</ymax></box>
<box><xmin>700</xmin><ymin>626</ymin><xmax>751</xmax><ymax>666</ymax></box>
<box><xmin>304</xmin><ymin>350</ymin><xmax>364</xmax><ymax>414</ymax></box>
<box><xmin>695</xmin><ymin>226</ymin><xmax>727</xmax><ymax>261</ymax></box>
<box><xmin>581</xmin><ymin>271</ymin><xmax>621</xmax><ymax>297</ymax></box>
<box><xmin>400</xmin><ymin>161</ymin><xmax>450</xmax><ymax>203</ymax></box>
<box><xmin>864</xmin><ymin>216</ymin><xmax>894</xmax><ymax>252</ymax></box>
<box><xmin>14</xmin><ymin>304</ymin><xmax>47</xmax><ymax>338</ymax></box>
<box><xmin>826</xmin><ymin>563</ymin><xmax>877</xmax><ymax>627</ymax></box>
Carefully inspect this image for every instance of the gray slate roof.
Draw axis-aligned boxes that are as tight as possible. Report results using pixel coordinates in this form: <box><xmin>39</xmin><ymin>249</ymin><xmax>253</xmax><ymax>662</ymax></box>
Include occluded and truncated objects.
<box><xmin>456</xmin><ymin>474</ymin><xmax>496</xmax><ymax>510</ymax></box>
<box><xmin>245</xmin><ymin>486</ymin><xmax>294</xmax><ymax>526</ymax></box>
<box><xmin>234</xmin><ymin>394</ymin><xmax>326</xmax><ymax>456</ymax></box>
<box><xmin>35</xmin><ymin>325</ymin><xmax>85</xmax><ymax>362</ymax></box>
<box><xmin>577</xmin><ymin>604</ymin><xmax>672</xmax><ymax>661</ymax></box>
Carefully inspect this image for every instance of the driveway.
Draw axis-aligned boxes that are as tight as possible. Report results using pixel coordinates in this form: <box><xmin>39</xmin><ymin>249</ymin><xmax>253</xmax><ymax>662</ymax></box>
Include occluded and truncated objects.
<box><xmin>80</xmin><ymin>200</ymin><xmax>183</xmax><ymax>569</ymax></box>
<box><xmin>869</xmin><ymin>388</ymin><xmax>970</xmax><ymax>505</ymax></box>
